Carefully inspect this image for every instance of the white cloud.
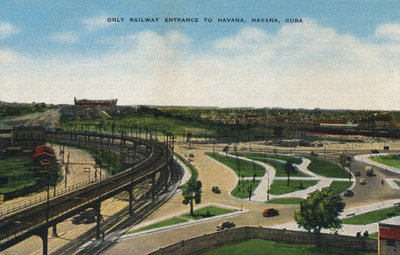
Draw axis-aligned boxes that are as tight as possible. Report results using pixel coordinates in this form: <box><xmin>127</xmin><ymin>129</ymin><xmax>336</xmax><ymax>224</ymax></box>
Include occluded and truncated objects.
<box><xmin>49</xmin><ymin>32</ymin><xmax>79</xmax><ymax>44</ymax></box>
<box><xmin>214</xmin><ymin>27</ymin><xmax>270</xmax><ymax>50</ymax></box>
<box><xmin>1</xmin><ymin>20</ymin><xmax>400</xmax><ymax>110</ymax></box>
<box><xmin>0</xmin><ymin>22</ymin><xmax>19</xmax><ymax>39</ymax></box>
<box><xmin>83</xmin><ymin>15</ymin><xmax>113</xmax><ymax>32</ymax></box>
<box><xmin>375</xmin><ymin>23</ymin><xmax>400</xmax><ymax>41</ymax></box>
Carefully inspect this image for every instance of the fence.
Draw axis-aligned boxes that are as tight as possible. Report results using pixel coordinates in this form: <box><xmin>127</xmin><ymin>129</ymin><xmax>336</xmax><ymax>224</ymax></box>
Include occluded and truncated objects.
<box><xmin>150</xmin><ymin>226</ymin><xmax>377</xmax><ymax>255</ymax></box>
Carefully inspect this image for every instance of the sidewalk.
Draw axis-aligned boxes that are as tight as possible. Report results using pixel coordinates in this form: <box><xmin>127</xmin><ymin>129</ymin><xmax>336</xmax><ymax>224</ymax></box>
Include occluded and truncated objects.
<box><xmin>174</xmin><ymin>156</ymin><xmax>192</xmax><ymax>186</ymax></box>
<box><xmin>221</xmin><ymin>153</ymin><xmax>355</xmax><ymax>202</ymax></box>
<box><xmin>354</xmin><ymin>153</ymin><xmax>400</xmax><ymax>174</ymax></box>
<box><xmin>271</xmin><ymin>199</ymin><xmax>400</xmax><ymax>236</ymax></box>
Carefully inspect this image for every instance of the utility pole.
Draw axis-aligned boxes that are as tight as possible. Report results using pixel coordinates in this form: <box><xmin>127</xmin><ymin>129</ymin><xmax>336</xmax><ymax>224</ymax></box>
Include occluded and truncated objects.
<box><xmin>93</xmin><ymin>163</ymin><xmax>102</xmax><ymax>182</ymax></box>
<box><xmin>83</xmin><ymin>167</ymin><xmax>91</xmax><ymax>183</ymax></box>
<box><xmin>64</xmin><ymin>152</ymin><xmax>70</xmax><ymax>188</ymax></box>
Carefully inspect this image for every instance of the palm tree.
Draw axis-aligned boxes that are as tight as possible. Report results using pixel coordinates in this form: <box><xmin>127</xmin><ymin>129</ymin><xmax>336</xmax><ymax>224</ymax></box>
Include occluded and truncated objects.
<box><xmin>182</xmin><ymin>178</ymin><xmax>202</xmax><ymax>215</ymax></box>
<box><xmin>284</xmin><ymin>161</ymin><xmax>296</xmax><ymax>187</ymax></box>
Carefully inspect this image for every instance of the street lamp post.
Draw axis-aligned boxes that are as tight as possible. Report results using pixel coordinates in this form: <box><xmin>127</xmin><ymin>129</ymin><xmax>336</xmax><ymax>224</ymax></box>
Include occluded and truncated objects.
<box><xmin>267</xmin><ymin>168</ymin><xmax>270</xmax><ymax>201</ymax></box>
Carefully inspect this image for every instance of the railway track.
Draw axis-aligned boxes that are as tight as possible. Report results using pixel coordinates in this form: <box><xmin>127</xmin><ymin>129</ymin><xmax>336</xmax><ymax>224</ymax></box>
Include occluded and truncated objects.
<box><xmin>0</xmin><ymin>131</ymin><xmax>174</xmax><ymax>254</ymax></box>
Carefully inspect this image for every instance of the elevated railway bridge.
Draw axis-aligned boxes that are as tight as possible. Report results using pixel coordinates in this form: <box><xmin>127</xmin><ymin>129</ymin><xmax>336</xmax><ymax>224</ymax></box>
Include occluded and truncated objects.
<box><xmin>0</xmin><ymin>130</ymin><xmax>176</xmax><ymax>255</ymax></box>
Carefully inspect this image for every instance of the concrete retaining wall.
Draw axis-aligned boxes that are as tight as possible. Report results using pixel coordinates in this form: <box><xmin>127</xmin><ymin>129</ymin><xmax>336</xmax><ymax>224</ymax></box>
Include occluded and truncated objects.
<box><xmin>150</xmin><ymin>226</ymin><xmax>377</xmax><ymax>255</ymax></box>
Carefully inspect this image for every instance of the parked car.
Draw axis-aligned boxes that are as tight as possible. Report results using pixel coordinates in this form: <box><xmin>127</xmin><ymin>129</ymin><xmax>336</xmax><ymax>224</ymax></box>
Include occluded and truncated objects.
<box><xmin>212</xmin><ymin>186</ymin><xmax>221</xmax><ymax>194</ymax></box>
<box><xmin>216</xmin><ymin>221</ymin><xmax>235</xmax><ymax>231</ymax></box>
<box><xmin>344</xmin><ymin>190</ymin><xmax>354</xmax><ymax>197</ymax></box>
<box><xmin>72</xmin><ymin>209</ymin><xmax>98</xmax><ymax>224</ymax></box>
<box><xmin>360</xmin><ymin>178</ymin><xmax>367</xmax><ymax>185</ymax></box>
<box><xmin>355</xmin><ymin>171</ymin><xmax>361</xmax><ymax>177</ymax></box>
<box><xmin>262</xmin><ymin>208</ymin><xmax>280</xmax><ymax>217</ymax></box>
<box><xmin>365</xmin><ymin>166</ymin><xmax>375</xmax><ymax>177</ymax></box>
<box><xmin>371</xmin><ymin>149</ymin><xmax>380</xmax><ymax>154</ymax></box>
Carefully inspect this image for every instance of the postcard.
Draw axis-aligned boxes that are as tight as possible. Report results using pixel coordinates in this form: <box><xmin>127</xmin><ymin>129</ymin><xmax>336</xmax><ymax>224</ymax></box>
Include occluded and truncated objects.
<box><xmin>1</xmin><ymin>1</ymin><xmax>400</xmax><ymax>255</ymax></box>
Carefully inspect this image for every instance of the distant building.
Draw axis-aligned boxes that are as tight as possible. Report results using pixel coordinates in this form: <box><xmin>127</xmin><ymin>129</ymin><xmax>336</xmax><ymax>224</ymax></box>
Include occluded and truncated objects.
<box><xmin>11</xmin><ymin>125</ymin><xmax>46</xmax><ymax>149</ymax></box>
<box><xmin>74</xmin><ymin>97</ymin><xmax>117</xmax><ymax>107</ymax></box>
<box><xmin>319</xmin><ymin>120</ymin><xmax>358</xmax><ymax>128</ymax></box>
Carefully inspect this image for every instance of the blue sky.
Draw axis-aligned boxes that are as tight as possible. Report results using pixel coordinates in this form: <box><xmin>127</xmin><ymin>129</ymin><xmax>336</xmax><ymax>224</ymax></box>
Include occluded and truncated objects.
<box><xmin>1</xmin><ymin>1</ymin><xmax>400</xmax><ymax>109</ymax></box>
<box><xmin>1</xmin><ymin>1</ymin><xmax>399</xmax><ymax>55</ymax></box>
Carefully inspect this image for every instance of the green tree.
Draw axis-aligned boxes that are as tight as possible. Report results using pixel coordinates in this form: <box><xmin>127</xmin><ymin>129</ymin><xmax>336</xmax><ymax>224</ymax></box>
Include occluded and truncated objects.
<box><xmin>186</xmin><ymin>132</ymin><xmax>193</xmax><ymax>149</ymax></box>
<box><xmin>339</xmin><ymin>154</ymin><xmax>347</xmax><ymax>174</ymax></box>
<box><xmin>294</xmin><ymin>188</ymin><xmax>345</xmax><ymax>233</ymax></box>
<box><xmin>182</xmin><ymin>178</ymin><xmax>202</xmax><ymax>215</ymax></box>
<box><xmin>222</xmin><ymin>145</ymin><xmax>229</xmax><ymax>157</ymax></box>
<box><xmin>284</xmin><ymin>161</ymin><xmax>296</xmax><ymax>187</ymax></box>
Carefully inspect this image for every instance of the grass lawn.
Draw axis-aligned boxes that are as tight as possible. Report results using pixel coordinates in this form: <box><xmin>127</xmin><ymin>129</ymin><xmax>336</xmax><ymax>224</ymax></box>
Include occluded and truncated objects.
<box><xmin>126</xmin><ymin>217</ymin><xmax>188</xmax><ymax>234</ymax></box>
<box><xmin>175</xmin><ymin>153</ymin><xmax>198</xmax><ymax>180</ymax></box>
<box><xmin>266</xmin><ymin>198</ymin><xmax>304</xmax><ymax>205</ymax></box>
<box><xmin>269</xmin><ymin>180</ymin><xmax>319</xmax><ymax>195</ymax></box>
<box><xmin>206</xmin><ymin>153</ymin><xmax>265</xmax><ymax>177</ymax></box>
<box><xmin>0</xmin><ymin>157</ymin><xmax>40</xmax><ymax>193</ymax></box>
<box><xmin>254</xmin><ymin>157</ymin><xmax>307</xmax><ymax>177</ymax></box>
<box><xmin>125</xmin><ymin>205</ymin><xmax>235</xmax><ymax>234</ymax></box>
<box><xmin>395</xmin><ymin>180</ymin><xmax>400</xmax><ymax>188</ymax></box>
<box><xmin>201</xmin><ymin>239</ymin><xmax>375</xmax><ymax>255</ymax></box>
<box><xmin>231</xmin><ymin>180</ymin><xmax>261</xmax><ymax>199</ymax></box>
<box><xmin>327</xmin><ymin>181</ymin><xmax>352</xmax><ymax>195</ymax></box>
<box><xmin>306</xmin><ymin>156</ymin><xmax>350</xmax><ymax>178</ymax></box>
<box><xmin>182</xmin><ymin>205</ymin><xmax>236</xmax><ymax>220</ymax></box>
<box><xmin>234</xmin><ymin>153</ymin><xmax>306</xmax><ymax>177</ymax></box>
<box><xmin>371</xmin><ymin>154</ymin><xmax>400</xmax><ymax>169</ymax></box>
<box><xmin>343</xmin><ymin>206</ymin><xmax>400</xmax><ymax>225</ymax></box>
<box><xmin>236</xmin><ymin>153</ymin><xmax>303</xmax><ymax>164</ymax></box>
<box><xmin>62</xmin><ymin>116</ymin><xmax>214</xmax><ymax>137</ymax></box>
<box><xmin>368</xmin><ymin>232</ymin><xmax>378</xmax><ymax>239</ymax></box>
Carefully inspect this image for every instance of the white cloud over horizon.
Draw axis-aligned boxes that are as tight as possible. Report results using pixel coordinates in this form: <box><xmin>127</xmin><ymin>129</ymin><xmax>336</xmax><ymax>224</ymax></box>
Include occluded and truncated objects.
<box><xmin>375</xmin><ymin>23</ymin><xmax>400</xmax><ymax>41</ymax></box>
<box><xmin>1</xmin><ymin>20</ymin><xmax>400</xmax><ymax>110</ymax></box>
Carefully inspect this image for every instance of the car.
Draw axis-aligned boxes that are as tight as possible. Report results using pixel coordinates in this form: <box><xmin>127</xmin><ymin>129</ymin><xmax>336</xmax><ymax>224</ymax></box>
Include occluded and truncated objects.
<box><xmin>365</xmin><ymin>166</ymin><xmax>375</xmax><ymax>177</ymax></box>
<box><xmin>72</xmin><ymin>209</ymin><xmax>99</xmax><ymax>224</ymax></box>
<box><xmin>355</xmin><ymin>171</ymin><xmax>361</xmax><ymax>177</ymax></box>
<box><xmin>344</xmin><ymin>190</ymin><xmax>354</xmax><ymax>197</ymax></box>
<box><xmin>212</xmin><ymin>186</ymin><xmax>221</xmax><ymax>194</ymax></box>
<box><xmin>262</xmin><ymin>208</ymin><xmax>280</xmax><ymax>217</ymax></box>
<box><xmin>371</xmin><ymin>149</ymin><xmax>380</xmax><ymax>154</ymax></box>
<box><xmin>216</xmin><ymin>221</ymin><xmax>235</xmax><ymax>231</ymax></box>
<box><xmin>360</xmin><ymin>178</ymin><xmax>367</xmax><ymax>185</ymax></box>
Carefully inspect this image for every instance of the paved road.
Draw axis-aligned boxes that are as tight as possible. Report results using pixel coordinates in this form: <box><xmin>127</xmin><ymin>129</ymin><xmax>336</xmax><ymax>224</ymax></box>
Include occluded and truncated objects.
<box><xmin>104</xmin><ymin>144</ymin><xmax>400</xmax><ymax>255</ymax></box>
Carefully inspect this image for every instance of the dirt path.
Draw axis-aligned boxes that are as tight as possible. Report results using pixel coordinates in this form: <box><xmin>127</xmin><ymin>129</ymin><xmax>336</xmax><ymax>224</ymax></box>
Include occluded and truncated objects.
<box><xmin>0</xmin><ymin>109</ymin><xmax>60</xmax><ymax>129</ymax></box>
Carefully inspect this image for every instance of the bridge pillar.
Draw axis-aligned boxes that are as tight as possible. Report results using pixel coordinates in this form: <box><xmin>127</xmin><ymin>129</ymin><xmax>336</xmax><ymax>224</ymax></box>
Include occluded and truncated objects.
<box><xmin>128</xmin><ymin>187</ymin><xmax>134</xmax><ymax>216</ymax></box>
<box><xmin>133</xmin><ymin>142</ymin><xmax>138</xmax><ymax>159</ymax></box>
<box><xmin>93</xmin><ymin>202</ymin><xmax>102</xmax><ymax>240</ymax></box>
<box><xmin>52</xmin><ymin>224</ymin><xmax>58</xmax><ymax>237</ymax></box>
<box><xmin>151</xmin><ymin>174</ymin><xmax>156</xmax><ymax>201</ymax></box>
<box><xmin>36</xmin><ymin>227</ymin><xmax>48</xmax><ymax>255</ymax></box>
<box><xmin>164</xmin><ymin>165</ymin><xmax>169</xmax><ymax>192</ymax></box>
